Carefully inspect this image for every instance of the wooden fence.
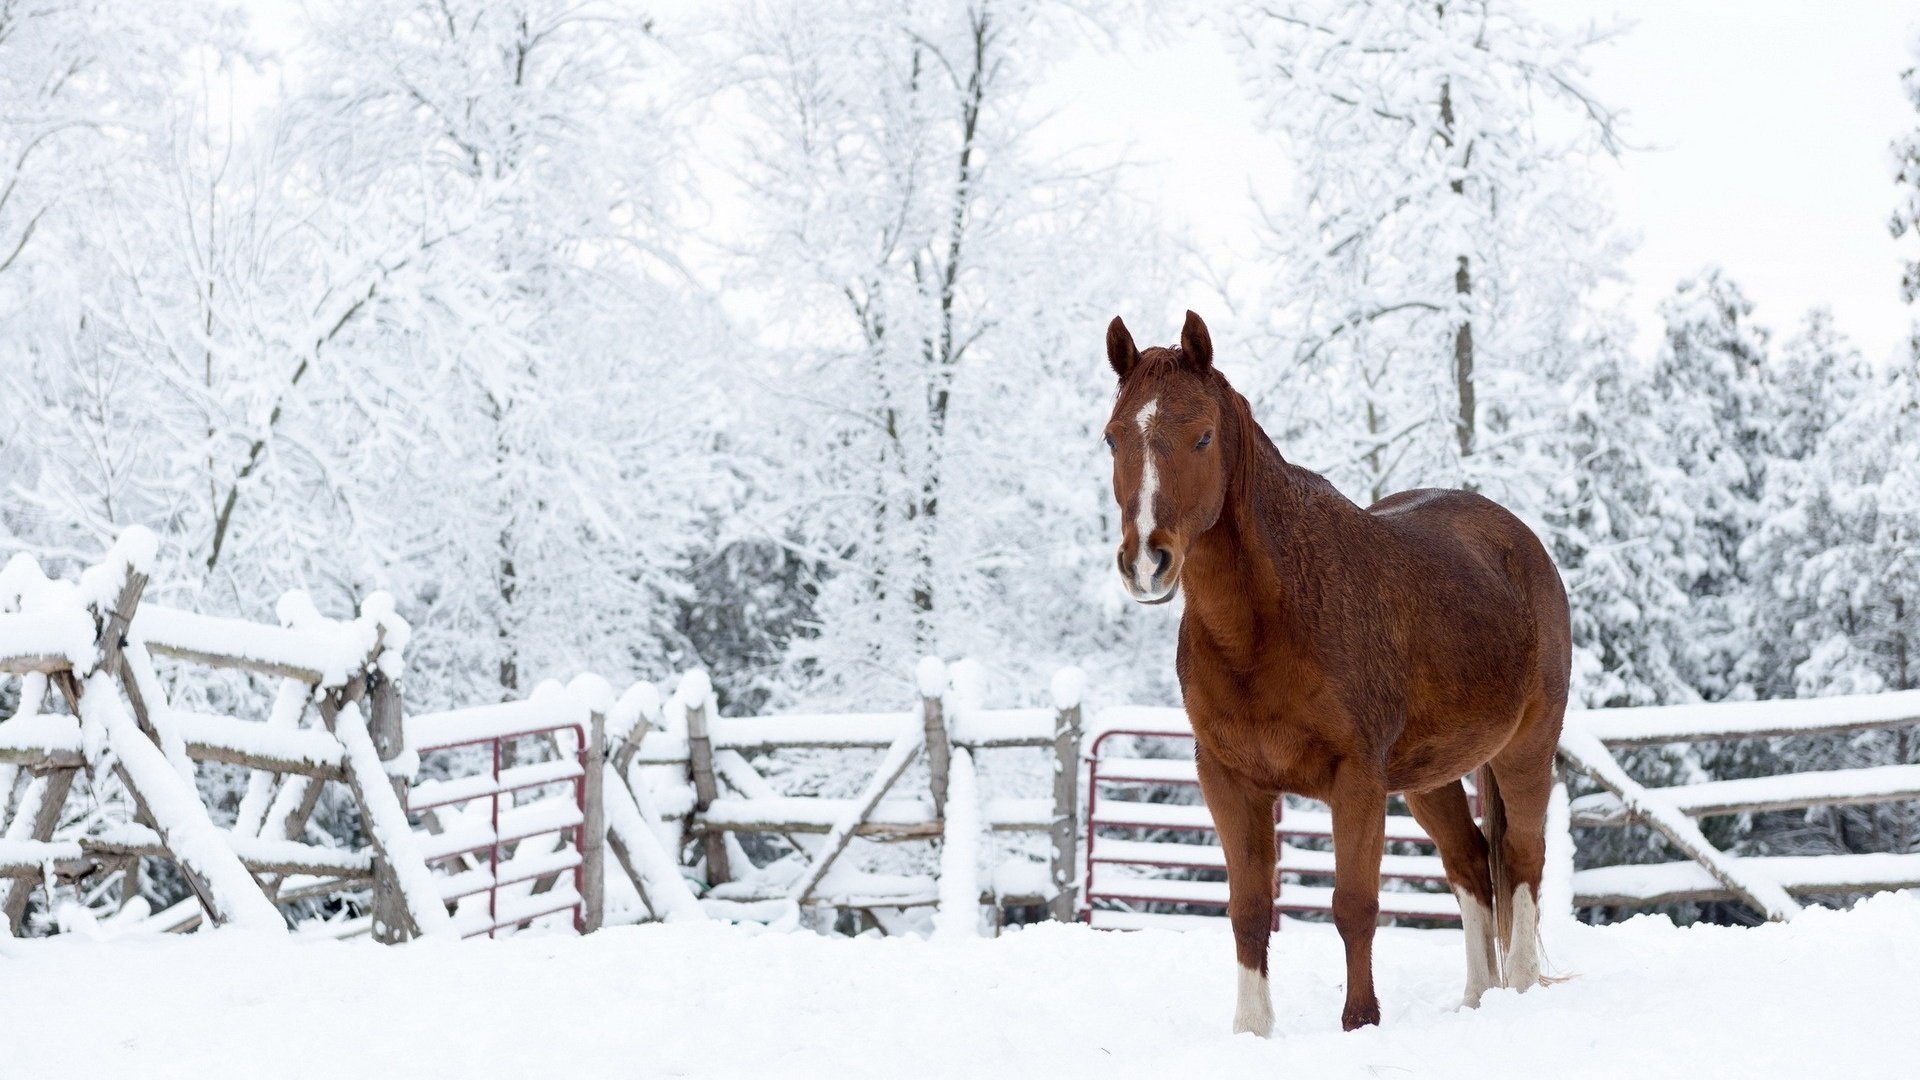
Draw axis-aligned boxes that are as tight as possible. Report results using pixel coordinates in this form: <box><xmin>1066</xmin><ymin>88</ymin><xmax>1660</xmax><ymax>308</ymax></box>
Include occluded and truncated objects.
<box><xmin>3</xmin><ymin>530</ymin><xmax>1916</xmax><ymax>939</ymax></box>
<box><xmin>1558</xmin><ymin>694</ymin><xmax>1920</xmax><ymax>921</ymax></box>
<box><xmin>0</xmin><ymin>531</ymin><xmax>1080</xmax><ymax>938</ymax></box>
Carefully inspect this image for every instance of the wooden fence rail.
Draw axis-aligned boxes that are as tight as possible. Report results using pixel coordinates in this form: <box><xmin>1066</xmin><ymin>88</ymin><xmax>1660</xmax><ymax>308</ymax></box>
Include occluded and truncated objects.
<box><xmin>6</xmin><ymin>531</ymin><xmax>1918</xmax><ymax>940</ymax></box>
<box><xmin>1557</xmin><ymin>691</ymin><xmax>1920</xmax><ymax>920</ymax></box>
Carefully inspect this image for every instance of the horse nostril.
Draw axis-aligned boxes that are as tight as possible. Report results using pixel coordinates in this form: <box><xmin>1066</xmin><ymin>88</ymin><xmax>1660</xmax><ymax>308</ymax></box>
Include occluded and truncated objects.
<box><xmin>1117</xmin><ymin>548</ymin><xmax>1130</xmax><ymax>577</ymax></box>
<box><xmin>1152</xmin><ymin>547</ymin><xmax>1172</xmax><ymax>580</ymax></box>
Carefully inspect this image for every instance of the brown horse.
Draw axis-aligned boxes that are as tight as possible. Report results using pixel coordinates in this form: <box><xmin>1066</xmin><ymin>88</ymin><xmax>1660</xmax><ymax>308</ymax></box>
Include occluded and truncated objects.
<box><xmin>1101</xmin><ymin>311</ymin><xmax>1570</xmax><ymax>1035</ymax></box>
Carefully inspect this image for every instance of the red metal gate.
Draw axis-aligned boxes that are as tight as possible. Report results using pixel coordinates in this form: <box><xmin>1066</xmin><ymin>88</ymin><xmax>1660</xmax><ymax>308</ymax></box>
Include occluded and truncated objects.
<box><xmin>409</xmin><ymin>718</ymin><xmax>590</xmax><ymax>938</ymax></box>
<box><xmin>1082</xmin><ymin>726</ymin><xmax>1466</xmax><ymax>930</ymax></box>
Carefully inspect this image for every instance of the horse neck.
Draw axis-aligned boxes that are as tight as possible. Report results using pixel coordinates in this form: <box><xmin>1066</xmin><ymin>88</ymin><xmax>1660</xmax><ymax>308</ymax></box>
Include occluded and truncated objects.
<box><xmin>1182</xmin><ymin>385</ymin><xmax>1328</xmax><ymax>656</ymax></box>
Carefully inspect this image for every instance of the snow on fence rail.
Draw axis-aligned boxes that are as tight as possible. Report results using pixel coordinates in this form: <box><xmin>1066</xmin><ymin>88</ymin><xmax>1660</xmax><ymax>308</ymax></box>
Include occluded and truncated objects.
<box><xmin>6</xmin><ymin>531</ymin><xmax>1917</xmax><ymax>941</ymax></box>
<box><xmin>1557</xmin><ymin>693</ymin><xmax>1920</xmax><ymax>921</ymax></box>
<box><xmin>642</xmin><ymin>657</ymin><xmax>1084</xmax><ymax>928</ymax></box>
<box><xmin>0</xmin><ymin>533</ymin><xmax>1084</xmax><ymax>939</ymax></box>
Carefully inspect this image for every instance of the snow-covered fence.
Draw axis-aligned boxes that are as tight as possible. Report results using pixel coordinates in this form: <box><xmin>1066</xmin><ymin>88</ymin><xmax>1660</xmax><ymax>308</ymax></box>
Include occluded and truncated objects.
<box><xmin>617</xmin><ymin>656</ymin><xmax>1084</xmax><ymax>930</ymax></box>
<box><xmin>0</xmin><ymin>530</ymin><xmax>438</xmax><ymax>939</ymax></box>
<box><xmin>1558</xmin><ymin>694</ymin><xmax>1920</xmax><ymax>921</ymax></box>
<box><xmin>0</xmin><ymin>533</ymin><xmax>1087</xmax><ymax>939</ymax></box>
<box><xmin>0</xmin><ymin>532</ymin><xmax>635</xmax><ymax>940</ymax></box>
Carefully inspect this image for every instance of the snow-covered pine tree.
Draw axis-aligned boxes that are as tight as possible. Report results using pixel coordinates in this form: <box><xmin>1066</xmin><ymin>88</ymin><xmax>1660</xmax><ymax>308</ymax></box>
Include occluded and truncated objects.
<box><xmin>1647</xmin><ymin>269</ymin><xmax>1778</xmax><ymax>702</ymax></box>
<box><xmin>1215</xmin><ymin>0</ymin><xmax>1626</xmax><ymax>510</ymax></box>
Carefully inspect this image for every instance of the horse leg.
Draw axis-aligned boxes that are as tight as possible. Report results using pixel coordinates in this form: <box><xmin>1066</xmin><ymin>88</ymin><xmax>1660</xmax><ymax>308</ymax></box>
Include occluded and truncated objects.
<box><xmin>1488</xmin><ymin>734</ymin><xmax>1557</xmax><ymax>991</ymax></box>
<box><xmin>1405</xmin><ymin>781</ymin><xmax>1497</xmax><ymax>1007</ymax></box>
<box><xmin>1328</xmin><ymin>769</ymin><xmax>1387</xmax><ymax>1030</ymax></box>
<box><xmin>1197</xmin><ymin>752</ymin><xmax>1277</xmax><ymax>1036</ymax></box>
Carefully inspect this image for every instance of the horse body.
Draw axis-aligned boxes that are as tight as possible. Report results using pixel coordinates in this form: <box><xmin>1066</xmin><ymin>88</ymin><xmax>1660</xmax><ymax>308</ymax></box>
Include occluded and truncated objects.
<box><xmin>1102</xmin><ymin>311</ymin><xmax>1570</xmax><ymax>1037</ymax></box>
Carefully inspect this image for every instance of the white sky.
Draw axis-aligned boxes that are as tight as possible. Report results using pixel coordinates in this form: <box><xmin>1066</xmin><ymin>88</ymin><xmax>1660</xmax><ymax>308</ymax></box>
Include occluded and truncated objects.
<box><xmin>1039</xmin><ymin>2</ymin><xmax>1920</xmax><ymax>364</ymax></box>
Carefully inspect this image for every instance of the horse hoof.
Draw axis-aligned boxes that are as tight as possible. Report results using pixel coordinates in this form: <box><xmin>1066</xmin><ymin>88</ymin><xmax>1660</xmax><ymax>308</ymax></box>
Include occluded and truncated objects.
<box><xmin>1341</xmin><ymin>1003</ymin><xmax>1381</xmax><ymax>1031</ymax></box>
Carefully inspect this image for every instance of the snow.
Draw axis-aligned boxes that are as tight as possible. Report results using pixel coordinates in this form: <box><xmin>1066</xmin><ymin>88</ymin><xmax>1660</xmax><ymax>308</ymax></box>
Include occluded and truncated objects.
<box><xmin>80</xmin><ymin>671</ymin><xmax>286</xmax><ymax>933</ymax></box>
<box><xmin>0</xmin><ymin>713</ymin><xmax>83</xmax><ymax>757</ymax></box>
<box><xmin>602</xmin><ymin>764</ymin><xmax>706</xmax><ymax>923</ymax></box>
<box><xmin>0</xmin><ymin>837</ymin><xmax>84</xmax><ymax>870</ymax></box>
<box><xmin>133</xmin><ymin>606</ymin><xmax>361</xmax><ymax>686</ymax></box>
<box><xmin>7</xmin><ymin>894</ymin><xmax>1918</xmax><ymax>1078</ymax></box>
<box><xmin>915</xmin><ymin>655</ymin><xmax>947</xmax><ymax>699</ymax></box>
<box><xmin>1088</xmin><ymin>704</ymin><xmax>1194</xmax><ymax>740</ymax></box>
<box><xmin>933</xmin><ymin>748</ymin><xmax>981</xmax><ymax>940</ymax></box>
<box><xmin>233</xmin><ymin>678</ymin><xmax>317</xmax><ymax>838</ymax></box>
<box><xmin>1570</xmin><ymin>761</ymin><xmax>1920</xmax><ymax>823</ymax></box>
<box><xmin>329</xmin><ymin>702</ymin><xmax>456</xmax><ymax>938</ymax></box>
<box><xmin>949</xmin><ymin>707</ymin><xmax>1054</xmax><ymax>747</ymax></box>
<box><xmin>74</xmin><ymin>526</ymin><xmax>156</xmax><ymax>614</ymax></box>
<box><xmin>0</xmin><ymin>611</ymin><xmax>96</xmax><ymax>669</ymax></box>
<box><xmin>703</xmin><ymin>796</ymin><xmax>933</xmax><ymax>831</ymax></box>
<box><xmin>407</xmin><ymin>698</ymin><xmax>589</xmax><ymax>753</ymax></box>
<box><xmin>170</xmin><ymin>711</ymin><xmax>346</xmax><ymax>772</ymax></box>
<box><xmin>1050</xmin><ymin>665</ymin><xmax>1086</xmax><ymax>711</ymax></box>
<box><xmin>676</xmin><ymin>668</ymin><xmax>713</xmax><ymax>713</ymax></box>
<box><xmin>607</xmin><ymin>680</ymin><xmax>661</xmax><ymax>750</ymax></box>
<box><xmin>1573</xmin><ymin>852</ymin><xmax>1920</xmax><ymax>903</ymax></box>
<box><xmin>1559</xmin><ymin>730</ymin><xmax>1802</xmax><ymax>921</ymax></box>
<box><xmin>1566</xmin><ymin>688</ymin><xmax>1920</xmax><ymax>746</ymax></box>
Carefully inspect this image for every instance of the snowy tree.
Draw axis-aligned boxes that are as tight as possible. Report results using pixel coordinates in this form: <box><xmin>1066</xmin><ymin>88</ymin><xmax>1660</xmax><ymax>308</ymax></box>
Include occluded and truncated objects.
<box><xmin>278</xmin><ymin>0</ymin><xmax>726</xmax><ymax>705</ymax></box>
<box><xmin>1216</xmin><ymin>0</ymin><xmax>1627</xmax><ymax>506</ymax></box>
<box><xmin>1648</xmin><ymin>269</ymin><xmax>1777</xmax><ymax>701</ymax></box>
<box><xmin>1741</xmin><ymin>311</ymin><xmax>1879</xmax><ymax>699</ymax></box>
<box><xmin>714</xmin><ymin>0</ymin><xmax>1175</xmax><ymax>706</ymax></box>
<box><xmin>1548</xmin><ymin>334</ymin><xmax>1701</xmax><ymax>710</ymax></box>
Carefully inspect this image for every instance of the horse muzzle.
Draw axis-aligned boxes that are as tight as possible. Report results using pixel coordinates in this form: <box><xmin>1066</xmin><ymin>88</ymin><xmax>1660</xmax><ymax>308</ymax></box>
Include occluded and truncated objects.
<box><xmin>1118</xmin><ymin>543</ymin><xmax>1180</xmax><ymax>605</ymax></box>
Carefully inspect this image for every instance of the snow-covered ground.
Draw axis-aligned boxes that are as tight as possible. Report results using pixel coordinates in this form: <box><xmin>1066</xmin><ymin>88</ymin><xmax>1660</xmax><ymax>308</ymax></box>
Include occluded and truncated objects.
<box><xmin>5</xmin><ymin>893</ymin><xmax>1916</xmax><ymax>1079</ymax></box>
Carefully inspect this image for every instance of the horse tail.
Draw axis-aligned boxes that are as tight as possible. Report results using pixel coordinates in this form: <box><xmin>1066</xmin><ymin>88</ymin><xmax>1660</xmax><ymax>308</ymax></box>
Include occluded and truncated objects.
<box><xmin>1478</xmin><ymin>763</ymin><xmax>1515</xmax><ymax>977</ymax></box>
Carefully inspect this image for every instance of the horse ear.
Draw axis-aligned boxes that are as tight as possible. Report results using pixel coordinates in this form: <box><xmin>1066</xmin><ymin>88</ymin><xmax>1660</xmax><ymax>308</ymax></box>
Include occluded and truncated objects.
<box><xmin>1106</xmin><ymin>316</ymin><xmax>1139</xmax><ymax>381</ymax></box>
<box><xmin>1181</xmin><ymin>310</ymin><xmax>1213</xmax><ymax>372</ymax></box>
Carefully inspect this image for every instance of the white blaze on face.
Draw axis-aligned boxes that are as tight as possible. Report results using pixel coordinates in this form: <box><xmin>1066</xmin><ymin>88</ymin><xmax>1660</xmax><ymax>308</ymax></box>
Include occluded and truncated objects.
<box><xmin>1132</xmin><ymin>397</ymin><xmax>1160</xmax><ymax>593</ymax></box>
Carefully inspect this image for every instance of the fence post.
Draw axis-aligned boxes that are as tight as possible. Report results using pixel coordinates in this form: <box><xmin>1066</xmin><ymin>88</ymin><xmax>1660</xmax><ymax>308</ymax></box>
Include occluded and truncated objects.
<box><xmin>918</xmin><ymin>658</ymin><xmax>950</xmax><ymax>819</ymax></box>
<box><xmin>582</xmin><ymin>704</ymin><xmax>607</xmax><ymax>932</ymax></box>
<box><xmin>1048</xmin><ymin>667</ymin><xmax>1085</xmax><ymax>923</ymax></box>
<box><xmin>367</xmin><ymin>665</ymin><xmax>410</xmax><ymax>944</ymax></box>
<box><xmin>682</xmin><ymin>670</ymin><xmax>730</xmax><ymax>886</ymax></box>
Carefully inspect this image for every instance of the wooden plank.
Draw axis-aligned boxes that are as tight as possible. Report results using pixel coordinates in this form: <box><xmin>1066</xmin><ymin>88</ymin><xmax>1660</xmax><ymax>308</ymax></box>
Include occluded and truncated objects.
<box><xmin>1570</xmin><ymin>690</ymin><xmax>1920</xmax><ymax>747</ymax></box>
<box><xmin>792</xmin><ymin>723</ymin><xmax>923</xmax><ymax>905</ymax></box>
<box><xmin>178</xmin><ymin>738</ymin><xmax>345</xmax><ymax>781</ymax></box>
<box><xmin>325</xmin><ymin>692</ymin><xmax>455</xmax><ymax>940</ymax></box>
<box><xmin>1569</xmin><ymin>763</ymin><xmax>1920</xmax><ymax>826</ymax></box>
<box><xmin>1049</xmin><ymin>697</ymin><xmax>1081</xmax><ymax>922</ymax></box>
<box><xmin>1573</xmin><ymin>852</ymin><xmax>1920</xmax><ymax>908</ymax></box>
<box><xmin>0</xmin><ymin>745</ymin><xmax>84</xmax><ymax>769</ymax></box>
<box><xmin>0</xmin><ymin>655</ymin><xmax>75</xmax><ymax>676</ymax></box>
<box><xmin>603</xmin><ymin>762</ymin><xmax>705</xmax><ymax>922</ymax></box>
<box><xmin>581</xmin><ymin>705</ymin><xmax>606</xmax><ymax>933</ymax></box>
<box><xmin>139</xmin><ymin>642</ymin><xmax>327</xmax><ymax>684</ymax></box>
<box><xmin>921</xmin><ymin>663</ymin><xmax>951</xmax><ymax>819</ymax></box>
<box><xmin>683</xmin><ymin>684</ymin><xmax>730</xmax><ymax>886</ymax></box>
<box><xmin>0</xmin><ymin>770</ymin><xmax>76</xmax><ymax>932</ymax></box>
<box><xmin>1558</xmin><ymin>730</ymin><xmax>1800</xmax><ymax>922</ymax></box>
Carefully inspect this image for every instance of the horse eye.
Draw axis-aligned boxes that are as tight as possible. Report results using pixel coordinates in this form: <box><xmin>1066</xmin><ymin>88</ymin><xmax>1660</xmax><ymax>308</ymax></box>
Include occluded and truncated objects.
<box><xmin>1103</xmin><ymin>434</ymin><xmax>1115</xmax><ymax>453</ymax></box>
<box><xmin>1195</xmin><ymin>431</ymin><xmax>1212</xmax><ymax>451</ymax></box>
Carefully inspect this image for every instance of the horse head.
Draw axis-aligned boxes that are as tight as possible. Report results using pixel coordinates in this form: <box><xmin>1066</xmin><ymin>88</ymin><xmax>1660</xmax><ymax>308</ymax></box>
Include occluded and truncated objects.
<box><xmin>1102</xmin><ymin>310</ymin><xmax>1228</xmax><ymax>605</ymax></box>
